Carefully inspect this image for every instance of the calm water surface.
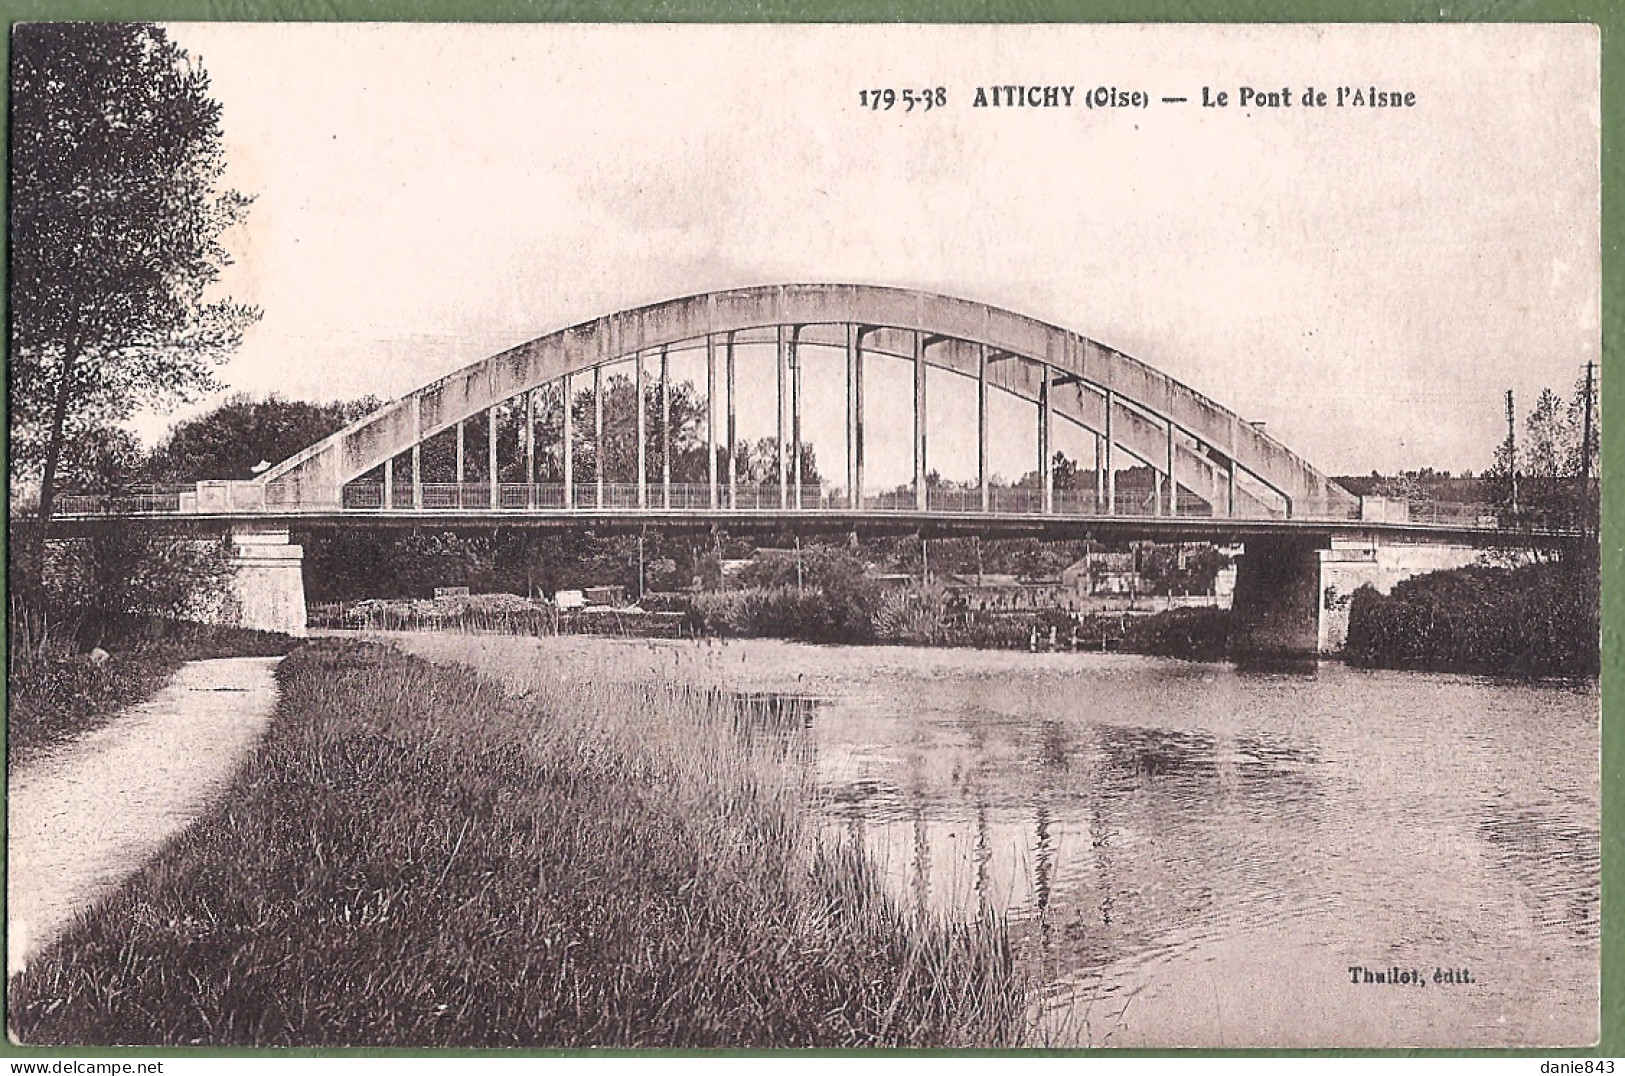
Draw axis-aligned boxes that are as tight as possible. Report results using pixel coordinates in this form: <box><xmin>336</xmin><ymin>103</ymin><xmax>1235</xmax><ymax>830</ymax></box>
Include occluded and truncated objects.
<box><xmin>394</xmin><ymin>633</ymin><xmax>1600</xmax><ymax>1048</ymax></box>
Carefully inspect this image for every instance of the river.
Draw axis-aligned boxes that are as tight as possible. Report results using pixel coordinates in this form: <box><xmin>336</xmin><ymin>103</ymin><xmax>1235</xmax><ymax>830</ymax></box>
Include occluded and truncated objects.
<box><xmin>390</xmin><ymin>632</ymin><xmax>1600</xmax><ymax>1049</ymax></box>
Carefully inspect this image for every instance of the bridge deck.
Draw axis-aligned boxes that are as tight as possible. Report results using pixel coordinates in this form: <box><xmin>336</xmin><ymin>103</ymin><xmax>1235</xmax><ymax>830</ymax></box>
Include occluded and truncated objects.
<box><xmin>31</xmin><ymin>504</ymin><xmax>1532</xmax><ymax>546</ymax></box>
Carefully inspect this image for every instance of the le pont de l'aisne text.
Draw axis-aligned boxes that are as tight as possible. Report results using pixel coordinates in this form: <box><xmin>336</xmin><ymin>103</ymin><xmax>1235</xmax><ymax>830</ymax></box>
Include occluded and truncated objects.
<box><xmin>1202</xmin><ymin>85</ymin><xmax>1417</xmax><ymax>108</ymax></box>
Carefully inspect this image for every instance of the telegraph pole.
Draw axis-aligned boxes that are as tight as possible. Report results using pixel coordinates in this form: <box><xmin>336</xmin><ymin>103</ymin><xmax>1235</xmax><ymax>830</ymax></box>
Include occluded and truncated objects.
<box><xmin>1505</xmin><ymin>389</ymin><xmax>1518</xmax><ymax>515</ymax></box>
<box><xmin>1581</xmin><ymin>360</ymin><xmax>1596</xmax><ymax>482</ymax></box>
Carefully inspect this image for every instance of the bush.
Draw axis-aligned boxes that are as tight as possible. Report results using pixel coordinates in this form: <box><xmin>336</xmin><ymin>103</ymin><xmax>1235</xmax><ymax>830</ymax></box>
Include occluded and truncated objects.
<box><xmin>1121</xmin><ymin>607</ymin><xmax>1231</xmax><ymax>661</ymax></box>
<box><xmin>1344</xmin><ymin>557</ymin><xmax>1598</xmax><ymax>677</ymax></box>
<box><xmin>21</xmin><ymin>526</ymin><xmax>233</xmax><ymax>651</ymax></box>
<box><xmin>688</xmin><ymin>585</ymin><xmax>878</xmax><ymax>644</ymax></box>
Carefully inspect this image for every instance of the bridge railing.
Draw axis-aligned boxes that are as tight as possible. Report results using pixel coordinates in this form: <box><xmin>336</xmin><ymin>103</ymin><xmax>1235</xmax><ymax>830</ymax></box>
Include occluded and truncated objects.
<box><xmin>1404</xmin><ymin>501</ymin><xmax>1501</xmax><ymax>528</ymax></box>
<box><xmin>53</xmin><ymin>490</ymin><xmax>186</xmax><ymax>515</ymax></box>
<box><xmin>41</xmin><ymin>479</ymin><xmax>1501</xmax><ymax>533</ymax></box>
<box><xmin>315</xmin><ymin>478</ymin><xmax>1307</xmax><ymax>521</ymax></box>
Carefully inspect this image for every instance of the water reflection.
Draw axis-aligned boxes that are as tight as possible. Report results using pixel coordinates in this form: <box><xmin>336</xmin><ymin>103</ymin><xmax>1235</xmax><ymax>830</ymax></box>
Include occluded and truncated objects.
<box><xmin>794</xmin><ymin>654</ymin><xmax>1597</xmax><ymax>1048</ymax></box>
<box><xmin>724</xmin><ymin>691</ymin><xmax>817</xmax><ymax>761</ymax></box>
<box><xmin>400</xmin><ymin>634</ymin><xmax>1599</xmax><ymax>1048</ymax></box>
<box><xmin>1478</xmin><ymin>798</ymin><xmax>1601</xmax><ymax>945</ymax></box>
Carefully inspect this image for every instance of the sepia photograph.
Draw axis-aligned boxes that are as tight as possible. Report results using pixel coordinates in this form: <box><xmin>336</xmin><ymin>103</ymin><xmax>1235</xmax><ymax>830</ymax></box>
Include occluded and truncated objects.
<box><xmin>4</xmin><ymin>21</ymin><xmax>1603</xmax><ymax>1051</ymax></box>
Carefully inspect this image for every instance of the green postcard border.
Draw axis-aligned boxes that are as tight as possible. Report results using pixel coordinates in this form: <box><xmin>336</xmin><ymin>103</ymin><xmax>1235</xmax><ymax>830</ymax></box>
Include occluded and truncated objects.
<box><xmin>0</xmin><ymin>0</ymin><xmax>1617</xmax><ymax>1061</ymax></box>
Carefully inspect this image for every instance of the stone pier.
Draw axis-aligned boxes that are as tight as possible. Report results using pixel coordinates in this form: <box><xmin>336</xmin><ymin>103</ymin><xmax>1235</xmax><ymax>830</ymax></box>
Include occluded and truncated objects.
<box><xmin>225</xmin><ymin>526</ymin><xmax>307</xmax><ymax>637</ymax></box>
<box><xmin>1231</xmin><ymin>535</ymin><xmax>1327</xmax><ymax>657</ymax></box>
<box><xmin>1233</xmin><ymin>532</ymin><xmax>1486</xmax><ymax>657</ymax></box>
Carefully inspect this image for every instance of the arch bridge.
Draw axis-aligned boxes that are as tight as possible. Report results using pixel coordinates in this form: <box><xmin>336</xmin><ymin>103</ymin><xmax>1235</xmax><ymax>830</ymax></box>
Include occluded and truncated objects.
<box><xmin>239</xmin><ymin>283</ymin><xmax>1361</xmax><ymax>524</ymax></box>
<box><xmin>55</xmin><ymin>285</ymin><xmax>1514</xmax><ymax>653</ymax></box>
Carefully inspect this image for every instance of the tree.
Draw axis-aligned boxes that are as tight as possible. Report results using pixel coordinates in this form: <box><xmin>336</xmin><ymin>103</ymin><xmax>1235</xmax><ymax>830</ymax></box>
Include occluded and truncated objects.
<box><xmin>1564</xmin><ymin>365</ymin><xmax>1600</xmax><ymax>480</ymax></box>
<box><xmin>10</xmin><ymin>23</ymin><xmax>260</xmax><ymax>523</ymax></box>
<box><xmin>1484</xmin><ymin>376</ymin><xmax>1599</xmax><ymax>538</ymax></box>
<box><xmin>148</xmin><ymin>393</ymin><xmax>381</xmax><ymax>484</ymax></box>
<box><xmin>1052</xmin><ymin>451</ymin><xmax>1082</xmax><ymax>490</ymax></box>
<box><xmin>43</xmin><ymin>526</ymin><xmax>231</xmax><ymax>649</ymax></box>
<box><xmin>54</xmin><ymin>425</ymin><xmax>148</xmax><ymax>496</ymax></box>
<box><xmin>566</xmin><ymin>374</ymin><xmax>712</xmax><ymax>486</ymax></box>
<box><xmin>1523</xmin><ymin>388</ymin><xmax>1569</xmax><ymax>479</ymax></box>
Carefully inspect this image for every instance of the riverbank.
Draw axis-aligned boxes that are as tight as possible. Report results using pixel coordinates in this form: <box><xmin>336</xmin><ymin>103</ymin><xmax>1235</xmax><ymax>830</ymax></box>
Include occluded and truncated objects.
<box><xmin>10</xmin><ymin>639</ymin><xmax>1023</xmax><ymax>1047</ymax></box>
<box><xmin>6</xmin><ymin>620</ymin><xmax>299</xmax><ymax>769</ymax></box>
<box><xmin>313</xmin><ymin>589</ymin><xmax>1233</xmax><ymax>661</ymax></box>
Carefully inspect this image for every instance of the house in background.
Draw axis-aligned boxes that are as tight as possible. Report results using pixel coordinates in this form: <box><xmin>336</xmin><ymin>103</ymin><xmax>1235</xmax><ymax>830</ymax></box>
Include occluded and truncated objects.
<box><xmin>583</xmin><ymin>584</ymin><xmax>628</xmax><ymax>608</ymax></box>
<box><xmin>941</xmin><ymin>573</ymin><xmax>1080</xmax><ymax>613</ymax></box>
<box><xmin>1060</xmin><ymin>552</ymin><xmax>1143</xmax><ymax>596</ymax></box>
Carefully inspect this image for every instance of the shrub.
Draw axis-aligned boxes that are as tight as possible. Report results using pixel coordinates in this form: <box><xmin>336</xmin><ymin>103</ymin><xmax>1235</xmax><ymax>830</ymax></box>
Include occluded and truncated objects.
<box><xmin>1122</xmin><ymin>607</ymin><xmax>1231</xmax><ymax>661</ymax></box>
<box><xmin>688</xmin><ymin>585</ymin><xmax>877</xmax><ymax>644</ymax></box>
<box><xmin>1344</xmin><ymin>557</ymin><xmax>1598</xmax><ymax>677</ymax></box>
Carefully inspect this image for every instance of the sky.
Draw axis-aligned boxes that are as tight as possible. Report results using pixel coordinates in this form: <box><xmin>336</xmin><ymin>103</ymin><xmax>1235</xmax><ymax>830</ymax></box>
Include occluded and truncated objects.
<box><xmin>147</xmin><ymin>22</ymin><xmax>1601</xmax><ymax>485</ymax></box>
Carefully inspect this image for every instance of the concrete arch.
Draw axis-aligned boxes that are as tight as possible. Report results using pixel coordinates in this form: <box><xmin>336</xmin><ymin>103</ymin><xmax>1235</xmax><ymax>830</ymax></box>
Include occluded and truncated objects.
<box><xmin>256</xmin><ymin>283</ymin><xmax>1356</xmax><ymax>517</ymax></box>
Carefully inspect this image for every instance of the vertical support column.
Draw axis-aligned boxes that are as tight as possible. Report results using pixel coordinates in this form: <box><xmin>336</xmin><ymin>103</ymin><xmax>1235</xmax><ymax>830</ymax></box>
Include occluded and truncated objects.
<box><xmin>914</xmin><ymin>331</ymin><xmax>927</xmax><ymax>511</ymax></box>
<box><xmin>383</xmin><ymin>455</ymin><xmax>393</xmax><ymax>511</ymax></box>
<box><xmin>594</xmin><ymin>366</ymin><xmax>604</xmax><ymax>509</ymax></box>
<box><xmin>455</xmin><ymin>420</ymin><xmax>465</xmax><ymax>507</ymax></box>
<box><xmin>563</xmin><ymin>373</ymin><xmax>574</xmax><ymax>509</ymax></box>
<box><xmin>1166</xmin><ymin>421</ymin><xmax>1177</xmax><ymax>517</ymax></box>
<box><xmin>636</xmin><ymin>351</ymin><xmax>647</xmax><ymax>510</ymax></box>
<box><xmin>776</xmin><ymin>326</ymin><xmax>789</xmax><ymax>509</ymax></box>
<box><xmin>726</xmin><ymin>333</ymin><xmax>738</xmax><ymax>509</ymax></box>
<box><xmin>1154</xmin><ymin>471</ymin><xmax>1164</xmax><ymax>517</ymax></box>
<box><xmin>487</xmin><ymin>403</ymin><xmax>499</xmax><ymax>509</ymax></box>
<box><xmin>1104</xmin><ymin>389</ymin><xmax>1116</xmax><ymax>516</ymax></box>
<box><xmin>1039</xmin><ymin>366</ymin><xmax>1053</xmax><ymax>515</ymax></box>
<box><xmin>660</xmin><ymin>347</ymin><xmax>671</xmax><ymax>510</ymax></box>
<box><xmin>791</xmin><ymin>329</ymin><xmax>803</xmax><ymax>509</ymax></box>
<box><xmin>706</xmin><ymin>335</ymin><xmax>718</xmax><ymax>509</ymax></box>
<box><xmin>1227</xmin><ymin>457</ymin><xmax>1237</xmax><ymax>517</ymax></box>
<box><xmin>851</xmin><ymin>321</ymin><xmax>864</xmax><ymax>507</ymax></box>
<box><xmin>222</xmin><ymin>526</ymin><xmax>307</xmax><ymax>637</ymax></box>
<box><xmin>1094</xmin><ymin>433</ymin><xmax>1104</xmax><ymax>514</ymax></box>
<box><xmin>978</xmin><ymin>344</ymin><xmax>990</xmax><ymax>513</ymax></box>
<box><xmin>1231</xmin><ymin>535</ymin><xmax>1327</xmax><ymax>656</ymax></box>
<box><xmin>526</xmin><ymin>389</ymin><xmax>536</xmax><ymax>508</ymax></box>
<box><xmin>412</xmin><ymin>443</ymin><xmax>422</xmax><ymax>510</ymax></box>
<box><xmin>412</xmin><ymin>398</ymin><xmax>423</xmax><ymax>510</ymax></box>
<box><xmin>848</xmin><ymin>325</ymin><xmax>865</xmax><ymax>510</ymax></box>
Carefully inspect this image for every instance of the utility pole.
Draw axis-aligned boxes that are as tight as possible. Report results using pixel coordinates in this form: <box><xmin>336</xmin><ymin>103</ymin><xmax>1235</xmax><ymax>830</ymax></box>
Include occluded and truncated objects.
<box><xmin>1505</xmin><ymin>389</ymin><xmax>1519</xmax><ymax>515</ymax></box>
<box><xmin>713</xmin><ymin>527</ymin><xmax>725</xmax><ymax>593</ymax></box>
<box><xmin>636</xmin><ymin>532</ymin><xmax>646</xmax><ymax>601</ymax></box>
<box><xmin>1581</xmin><ymin>360</ymin><xmax>1597</xmax><ymax>482</ymax></box>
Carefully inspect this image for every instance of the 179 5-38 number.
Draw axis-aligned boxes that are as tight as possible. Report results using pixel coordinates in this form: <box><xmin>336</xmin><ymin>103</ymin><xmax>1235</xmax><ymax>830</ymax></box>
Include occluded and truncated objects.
<box><xmin>858</xmin><ymin>88</ymin><xmax>948</xmax><ymax>111</ymax></box>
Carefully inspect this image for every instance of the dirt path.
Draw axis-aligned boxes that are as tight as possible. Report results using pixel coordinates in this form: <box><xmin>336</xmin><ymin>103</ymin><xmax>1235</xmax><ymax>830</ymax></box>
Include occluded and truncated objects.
<box><xmin>6</xmin><ymin>656</ymin><xmax>283</xmax><ymax>977</ymax></box>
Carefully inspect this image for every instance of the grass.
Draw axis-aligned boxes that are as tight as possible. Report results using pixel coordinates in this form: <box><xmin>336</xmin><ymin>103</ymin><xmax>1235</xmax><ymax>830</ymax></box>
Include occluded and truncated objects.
<box><xmin>6</xmin><ymin>612</ymin><xmax>300</xmax><ymax>769</ymax></box>
<box><xmin>9</xmin><ymin>639</ymin><xmax>1025</xmax><ymax>1047</ymax></box>
<box><xmin>6</xmin><ymin>650</ymin><xmax>181</xmax><ymax>769</ymax></box>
